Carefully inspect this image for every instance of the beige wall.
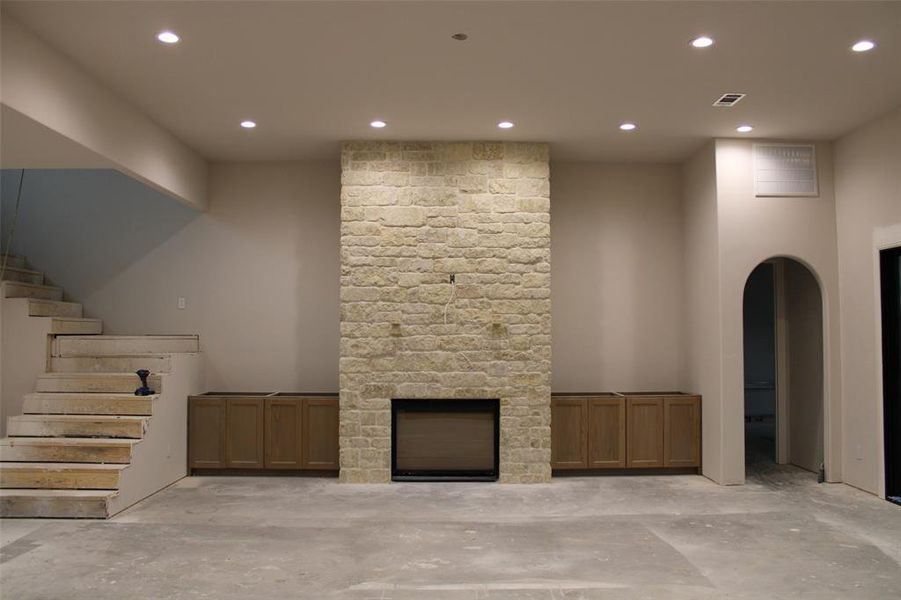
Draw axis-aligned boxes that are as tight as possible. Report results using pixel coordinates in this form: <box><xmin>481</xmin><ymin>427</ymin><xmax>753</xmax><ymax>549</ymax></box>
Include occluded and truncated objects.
<box><xmin>551</xmin><ymin>163</ymin><xmax>685</xmax><ymax>392</ymax></box>
<box><xmin>80</xmin><ymin>162</ymin><xmax>340</xmax><ymax>392</ymax></box>
<box><xmin>681</xmin><ymin>143</ymin><xmax>725</xmax><ymax>482</ymax></box>
<box><xmin>834</xmin><ymin>106</ymin><xmax>901</xmax><ymax>496</ymax></box>
<box><xmin>784</xmin><ymin>259</ymin><xmax>825</xmax><ymax>473</ymax></box>
<box><xmin>715</xmin><ymin>139</ymin><xmax>842</xmax><ymax>485</ymax></box>
<box><xmin>0</xmin><ymin>15</ymin><xmax>208</xmax><ymax>210</ymax></box>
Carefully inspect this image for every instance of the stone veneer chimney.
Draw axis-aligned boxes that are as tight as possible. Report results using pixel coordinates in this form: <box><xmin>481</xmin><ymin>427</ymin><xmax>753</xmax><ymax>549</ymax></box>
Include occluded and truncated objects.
<box><xmin>339</xmin><ymin>141</ymin><xmax>551</xmax><ymax>483</ymax></box>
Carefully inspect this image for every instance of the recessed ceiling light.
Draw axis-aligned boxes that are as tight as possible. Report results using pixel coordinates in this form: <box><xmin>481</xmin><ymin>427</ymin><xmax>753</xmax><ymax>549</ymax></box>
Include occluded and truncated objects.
<box><xmin>851</xmin><ymin>40</ymin><xmax>875</xmax><ymax>52</ymax></box>
<box><xmin>619</xmin><ymin>122</ymin><xmax>637</xmax><ymax>131</ymax></box>
<box><xmin>156</xmin><ymin>31</ymin><xmax>180</xmax><ymax>44</ymax></box>
<box><xmin>736</xmin><ymin>125</ymin><xmax>754</xmax><ymax>133</ymax></box>
<box><xmin>240</xmin><ymin>120</ymin><xmax>256</xmax><ymax>129</ymax></box>
<box><xmin>691</xmin><ymin>36</ymin><xmax>714</xmax><ymax>48</ymax></box>
<box><xmin>451</xmin><ymin>33</ymin><xmax>469</xmax><ymax>41</ymax></box>
<box><xmin>497</xmin><ymin>121</ymin><xmax>514</xmax><ymax>129</ymax></box>
<box><xmin>370</xmin><ymin>120</ymin><xmax>387</xmax><ymax>128</ymax></box>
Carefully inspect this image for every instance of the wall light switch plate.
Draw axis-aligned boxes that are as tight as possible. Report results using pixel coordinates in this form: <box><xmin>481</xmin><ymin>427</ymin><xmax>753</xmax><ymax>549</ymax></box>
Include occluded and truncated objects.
<box><xmin>177</xmin><ymin>297</ymin><xmax>186</xmax><ymax>310</ymax></box>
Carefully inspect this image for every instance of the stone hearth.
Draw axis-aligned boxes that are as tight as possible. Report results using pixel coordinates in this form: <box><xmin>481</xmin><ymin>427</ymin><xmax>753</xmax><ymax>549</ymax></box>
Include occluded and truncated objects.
<box><xmin>339</xmin><ymin>141</ymin><xmax>551</xmax><ymax>483</ymax></box>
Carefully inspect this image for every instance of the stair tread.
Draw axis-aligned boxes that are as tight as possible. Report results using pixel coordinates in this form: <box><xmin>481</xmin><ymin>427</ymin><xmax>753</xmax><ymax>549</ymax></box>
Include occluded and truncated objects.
<box><xmin>1</xmin><ymin>437</ymin><xmax>138</xmax><ymax>446</ymax></box>
<box><xmin>50</xmin><ymin>317</ymin><xmax>102</xmax><ymax>323</ymax></box>
<box><xmin>0</xmin><ymin>462</ymin><xmax>127</xmax><ymax>471</ymax></box>
<box><xmin>24</xmin><ymin>392</ymin><xmax>160</xmax><ymax>399</ymax></box>
<box><xmin>0</xmin><ymin>266</ymin><xmax>42</xmax><ymax>276</ymax></box>
<box><xmin>0</xmin><ymin>489</ymin><xmax>117</xmax><ymax>498</ymax></box>
<box><xmin>1</xmin><ymin>280</ymin><xmax>60</xmax><ymax>291</ymax></box>
<box><xmin>39</xmin><ymin>372</ymin><xmax>150</xmax><ymax>377</ymax></box>
<box><xmin>10</xmin><ymin>415</ymin><xmax>147</xmax><ymax>423</ymax></box>
<box><xmin>60</xmin><ymin>335</ymin><xmax>198</xmax><ymax>340</ymax></box>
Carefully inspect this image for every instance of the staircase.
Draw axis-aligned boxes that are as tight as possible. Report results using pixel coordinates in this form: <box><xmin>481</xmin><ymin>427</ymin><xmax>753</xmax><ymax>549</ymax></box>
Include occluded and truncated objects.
<box><xmin>0</xmin><ymin>254</ymin><xmax>201</xmax><ymax>518</ymax></box>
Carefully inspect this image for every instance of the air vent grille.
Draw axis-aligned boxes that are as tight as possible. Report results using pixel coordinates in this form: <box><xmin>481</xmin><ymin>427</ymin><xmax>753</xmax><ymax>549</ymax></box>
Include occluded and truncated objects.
<box><xmin>754</xmin><ymin>144</ymin><xmax>818</xmax><ymax>197</ymax></box>
<box><xmin>713</xmin><ymin>93</ymin><xmax>746</xmax><ymax>107</ymax></box>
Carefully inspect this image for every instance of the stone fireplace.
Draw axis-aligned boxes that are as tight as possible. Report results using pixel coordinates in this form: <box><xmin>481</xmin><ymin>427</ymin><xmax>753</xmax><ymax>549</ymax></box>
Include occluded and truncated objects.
<box><xmin>339</xmin><ymin>141</ymin><xmax>551</xmax><ymax>483</ymax></box>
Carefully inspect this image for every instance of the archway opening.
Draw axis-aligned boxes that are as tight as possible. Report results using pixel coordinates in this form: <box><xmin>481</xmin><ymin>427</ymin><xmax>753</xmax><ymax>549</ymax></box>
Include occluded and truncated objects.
<box><xmin>743</xmin><ymin>258</ymin><xmax>824</xmax><ymax>480</ymax></box>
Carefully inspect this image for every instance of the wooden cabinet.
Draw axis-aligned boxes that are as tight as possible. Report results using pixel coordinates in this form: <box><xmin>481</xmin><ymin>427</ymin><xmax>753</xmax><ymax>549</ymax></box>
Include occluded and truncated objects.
<box><xmin>266</xmin><ymin>398</ymin><xmax>303</xmax><ymax>469</ymax></box>
<box><xmin>551</xmin><ymin>397</ymin><xmax>588</xmax><ymax>469</ymax></box>
<box><xmin>551</xmin><ymin>393</ymin><xmax>700</xmax><ymax>474</ymax></box>
<box><xmin>626</xmin><ymin>396</ymin><xmax>664</xmax><ymax>468</ymax></box>
<box><xmin>189</xmin><ymin>393</ymin><xmax>339</xmax><ymax>472</ymax></box>
<box><xmin>664</xmin><ymin>396</ymin><xmax>701</xmax><ymax>468</ymax></box>
<box><xmin>188</xmin><ymin>396</ymin><xmax>227</xmax><ymax>469</ymax></box>
<box><xmin>588</xmin><ymin>396</ymin><xmax>626</xmax><ymax>468</ymax></box>
<box><xmin>302</xmin><ymin>397</ymin><xmax>339</xmax><ymax>470</ymax></box>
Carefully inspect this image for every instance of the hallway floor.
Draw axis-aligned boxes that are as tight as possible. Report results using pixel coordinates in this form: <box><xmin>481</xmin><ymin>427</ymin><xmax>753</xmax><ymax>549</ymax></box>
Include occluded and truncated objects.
<box><xmin>2</xmin><ymin>469</ymin><xmax>900</xmax><ymax>599</ymax></box>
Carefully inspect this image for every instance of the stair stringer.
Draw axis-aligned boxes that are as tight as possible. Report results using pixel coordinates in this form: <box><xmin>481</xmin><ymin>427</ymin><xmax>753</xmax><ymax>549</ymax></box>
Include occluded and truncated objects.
<box><xmin>107</xmin><ymin>352</ymin><xmax>202</xmax><ymax>517</ymax></box>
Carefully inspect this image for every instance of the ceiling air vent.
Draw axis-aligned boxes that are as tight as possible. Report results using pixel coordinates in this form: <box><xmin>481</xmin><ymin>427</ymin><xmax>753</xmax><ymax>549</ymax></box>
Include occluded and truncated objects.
<box><xmin>713</xmin><ymin>93</ymin><xmax>746</xmax><ymax>107</ymax></box>
<box><xmin>753</xmin><ymin>144</ymin><xmax>818</xmax><ymax>197</ymax></box>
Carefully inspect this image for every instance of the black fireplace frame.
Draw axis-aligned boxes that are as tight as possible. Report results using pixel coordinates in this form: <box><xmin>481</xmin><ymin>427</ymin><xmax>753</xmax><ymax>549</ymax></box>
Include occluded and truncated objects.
<box><xmin>391</xmin><ymin>398</ymin><xmax>500</xmax><ymax>482</ymax></box>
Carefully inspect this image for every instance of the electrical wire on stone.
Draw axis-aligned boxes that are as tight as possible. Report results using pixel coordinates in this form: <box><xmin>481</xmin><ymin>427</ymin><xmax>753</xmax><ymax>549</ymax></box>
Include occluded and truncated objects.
<box><xmin>0</xmin><ymin>169</ymin><xmax>26</xmax><ymax>283</ymax></box>
<box><xmin>443</xmin><ymin>277</ymin><xmax>456</xmax><ymax>325</ymax></box>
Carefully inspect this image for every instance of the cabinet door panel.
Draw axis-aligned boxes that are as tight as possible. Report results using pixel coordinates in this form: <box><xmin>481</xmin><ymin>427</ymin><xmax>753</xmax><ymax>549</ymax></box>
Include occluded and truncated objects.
<box><xmin>303</xmin><ymin>398</ymin><xmax>339</xmax><ymax>470</ymax></box>
<box><xmin>266</xmin><ymin>398</ymin><xmax>303</xmax><ymax>469</ymax></box>
<box><xmin>189</xmin><ymin>398</ymin><xmax>226</xmax><ymax>469</ymax></box>
<box><xmin>551</xmin><ymin>398</ymin><xmax>588</xmax><ymax>469</ymax></box>
<box><xmin>627</xmin><ymin>397</ymin><xmax>664</xmax><ymax>468</ymax></box>
<box><xmin>588</xmin><ymin>397</ymin><xmax>626</xmax><ymax>468</ymax></box>
<box><xmin>226</xmin><ymin>398</ymin><xmax>265</xmax><ymax>468</ymax></box>
<box><xmin>664</xmin><ymin>396</ymin><xmax>701</xmax><ymax>467</ymax></box>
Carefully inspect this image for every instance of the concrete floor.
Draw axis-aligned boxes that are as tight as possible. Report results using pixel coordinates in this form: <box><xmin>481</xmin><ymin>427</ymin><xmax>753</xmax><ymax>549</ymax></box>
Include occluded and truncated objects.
<box><xmin>2</xmin><ymin>466</ymin><xmax>900</xmax><ymax>600</ymax></box>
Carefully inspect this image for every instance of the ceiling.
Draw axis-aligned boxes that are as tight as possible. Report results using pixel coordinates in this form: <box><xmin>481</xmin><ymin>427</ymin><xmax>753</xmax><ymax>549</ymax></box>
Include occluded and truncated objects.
<box><xmin>3</xmin><ymin>1</ymin><xmax>900</xmax><ymax>163</ymax></box>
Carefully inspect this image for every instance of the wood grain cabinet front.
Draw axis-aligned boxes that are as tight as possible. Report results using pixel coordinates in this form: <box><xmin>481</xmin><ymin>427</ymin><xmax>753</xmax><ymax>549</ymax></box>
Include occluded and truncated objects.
<box><xmin>302</xmin><ymin>397</ymin><xmax>339</xmax><ymax>470</ymax></box>
<box><xmin>265</xmin><ymin>398</ymin><xmax>303</xmax><ymax>469</ymax></box>
<box><xmin>626</xmin><ymin>396</ymin><xmax>664</xmax><ymax>468</ymax></box>
<box><xmin>189</xmin><ymin>393</ymin><xmax>339</xmax><ymax>473</ymax></box>
<box><xmin>225</xmin><ymin>397</ymin><xmax>265</xmax><ymax>468</ymax></box>
<box><xmin>550</xmin><ymin>397</ymin><xmax>588</xmax><ymax>469</ymax></box>
<box><xmin>587</xmin><ymin>396</ymin><xmax>626</xmax><ymax>468</ymax></box>
<box><xmin>664</xmin><ymin>396</ymin><xmax>701</xmax><ymax>468</ymax></box>
<box><xmin>188</xmin><ymin>397</ymin><xmax>226</xmax><ymax>469</ymax></box>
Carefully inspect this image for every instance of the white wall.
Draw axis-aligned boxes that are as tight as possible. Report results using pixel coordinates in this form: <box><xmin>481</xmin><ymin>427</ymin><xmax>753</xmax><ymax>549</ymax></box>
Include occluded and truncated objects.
<box><xmin>0</xmin><ymin>15</ymin><xmax>208</xmax><ymax>210</ymax></box>
<box><xmin>834</xmin><ymin>106</ymin><xmax>901</xmax><ymax>496</ymax></box>
<box><xmin>551</xmin><ymin>163</ymin><xmax>685</xmax><ymax>392</ymax></box>
<box><xmin>2</xmin><ymin>163</ymin><xmax>340</xmax><ymax>393</ymax></box>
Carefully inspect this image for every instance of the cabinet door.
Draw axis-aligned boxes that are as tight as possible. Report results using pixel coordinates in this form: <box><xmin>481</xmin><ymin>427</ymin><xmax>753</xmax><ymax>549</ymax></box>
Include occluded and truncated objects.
<box><xmin>551</xmin><ymin>397</ymin><xmax>588</xmax><ymax>469</ymax></box>
<box><xmin>265</xmin><ymin>398</ymin><xmax>303</xmax><ymax>469</ymax></box>
<box><xmin>226</xmin><ymin>398</ymin><xmax>265</xmax><ymax>468</ymax></box>
<box><xmin>588</xmin><ymin>397</ymin><xmax>626</xmax><ymax>468</ymax></box>
<box><xmin>189</xmin><ymin>397</ymin><xmax>226</xmax><ymax>469</ymax></box>
<box><xmin>664</xmin><ymin>396</ymin><xmax>701</xmax><ymax>467</ymax></box>
<box><xmin>302</xmin><ymin>397</ymin><xmax>339</xmax><ymax>470</ymax></box>
<box><xmin>626</xmin><ymin>397</ymin><xmax>664</xmax><ymax>468</ymax></box>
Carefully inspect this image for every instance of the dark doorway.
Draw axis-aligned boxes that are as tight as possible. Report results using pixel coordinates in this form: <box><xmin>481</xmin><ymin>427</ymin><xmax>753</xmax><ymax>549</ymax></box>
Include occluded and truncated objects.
<box><xmin>881</xmin><ymin>246</ymin><xmax>901</xmax><ymax>503</ymax></box>
<box><xmin>743</xmin><ymin>258</ymin><xmax>825</xmax><ymax>480</ymax></box>
<box><xmin>743</xmin><ymin>263</ymin><xmax>777</xmax><ymax>467</ymax></box>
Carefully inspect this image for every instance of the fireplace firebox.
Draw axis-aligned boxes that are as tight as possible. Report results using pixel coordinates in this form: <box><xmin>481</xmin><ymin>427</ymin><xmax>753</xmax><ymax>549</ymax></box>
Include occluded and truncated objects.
<box><xmin>391</xmin><ymin>399</ymin><xmax>500</xmax><ymax>481</ymax></box>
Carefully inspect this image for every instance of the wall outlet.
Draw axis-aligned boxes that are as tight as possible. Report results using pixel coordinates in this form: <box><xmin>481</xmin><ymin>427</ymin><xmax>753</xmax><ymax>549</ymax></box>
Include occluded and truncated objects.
<box><xmin>177</xmin><ymin>297</ymin><xmax>186</xmax><ymax>310</ymax></box>
<box><xmin>449</xmin><ymin>274</ymin><xmax>455</xmax><ymax>284</ymax></box>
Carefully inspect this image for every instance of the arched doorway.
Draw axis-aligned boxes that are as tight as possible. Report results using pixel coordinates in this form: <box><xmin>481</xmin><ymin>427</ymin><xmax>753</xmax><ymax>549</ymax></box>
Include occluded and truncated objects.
<box><xmin>743</xmin><ymin>258</ymin><xmax>824</xmax><ymax>479</ymax></box>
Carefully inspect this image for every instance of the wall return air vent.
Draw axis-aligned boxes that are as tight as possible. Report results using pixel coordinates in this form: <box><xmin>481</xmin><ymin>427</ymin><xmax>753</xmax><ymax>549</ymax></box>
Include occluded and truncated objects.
<box><xmin>713</xmin><ymin>93</ymin><xmax>746</xmax><ymax>107</ymax></box>
<box><xmin>753</xmin><ymin>144</ymin><xmax>818</xmax><ymax>197</ymax></box>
